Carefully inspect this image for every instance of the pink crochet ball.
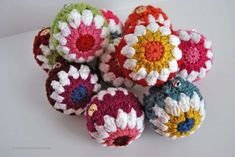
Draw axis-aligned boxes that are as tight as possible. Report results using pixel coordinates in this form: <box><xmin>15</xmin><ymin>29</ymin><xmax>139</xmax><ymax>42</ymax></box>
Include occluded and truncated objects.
<box><xmin>85</xmin><ymin>88</ymin><xmax>145</xmax><ymax>147</ymax></box>
<box><xmin>46</xmin><ymin>63</ymin><xmax>101</xmax><ymax>115</ymax></box>
<box><xmin>99</xmin><ymin>39</ymin><xmax>134</xmax><ymax>87</ymax></box>
<box><xmin>100</xmin><ymin>9</ymin><xmax>123</xmax><ymax>40</ymax></box>
<box><xmin>51</xmin><ymin>3</ymin><xmax>110</xmax><ymax>63</ymax></box>
<box><xmin>176</xmin><ymin>30</ymin><xmax>213</xmax><ymax>82</ymax></box>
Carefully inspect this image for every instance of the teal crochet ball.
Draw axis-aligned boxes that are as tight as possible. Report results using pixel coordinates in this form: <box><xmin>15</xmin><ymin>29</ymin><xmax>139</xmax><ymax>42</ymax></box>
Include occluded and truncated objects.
<box><xmin>143</xmin><ymin>77</ymin><xmax>206</xmax><ymax>139</ymax></box>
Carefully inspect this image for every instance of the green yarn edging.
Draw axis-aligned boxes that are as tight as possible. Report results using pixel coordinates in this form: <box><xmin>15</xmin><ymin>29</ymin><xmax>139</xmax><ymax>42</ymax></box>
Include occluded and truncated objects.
<box><xmin>50</xmin><ymin>3</ymin><xmax>107</xmax><ymax>55</ymax></box>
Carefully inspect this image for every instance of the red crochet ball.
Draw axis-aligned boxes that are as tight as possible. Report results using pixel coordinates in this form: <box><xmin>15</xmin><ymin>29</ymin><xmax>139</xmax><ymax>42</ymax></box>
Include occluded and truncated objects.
<box><xmin>85</xmin><ymin>88</ymin><xmax>144</xmax><ymax>147</ymax></box>
<box><xmin>33</xmin><ymin>27</ymin><xmax>63</xmax><ymax>72</ymax></box>
<box><xmin>46</xmin><ymin>63</ymin><xmax>101</xmax><ymax>115</ymax></box>
<box><xmin>124</xmin><ymin>5</ymin><xmax>171</xmax><ymax>34</ymax></box>
<box><xmin>116</xmin><ymin>24</ymin><xmax>182</xmax><ymax>87</ymax></box>
<box><xmin>176</xmin><ymin>30</ymin><xmax>213</xmax><ymax>82</ymax></box>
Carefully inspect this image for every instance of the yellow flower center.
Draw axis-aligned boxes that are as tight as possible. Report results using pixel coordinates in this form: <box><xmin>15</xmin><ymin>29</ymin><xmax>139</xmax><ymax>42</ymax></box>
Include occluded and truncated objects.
<box><xmin>131</xmin><ymin>30</ymin><xmax>175</xmax><ymax>73</ymax></box>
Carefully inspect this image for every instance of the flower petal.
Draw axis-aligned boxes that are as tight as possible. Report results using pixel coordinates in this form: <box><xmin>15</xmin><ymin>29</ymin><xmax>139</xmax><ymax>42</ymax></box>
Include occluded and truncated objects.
<box><xmin>103</xmin><ymin>115</ymin><xmax>117</xmax><ymax>132</ymax></box>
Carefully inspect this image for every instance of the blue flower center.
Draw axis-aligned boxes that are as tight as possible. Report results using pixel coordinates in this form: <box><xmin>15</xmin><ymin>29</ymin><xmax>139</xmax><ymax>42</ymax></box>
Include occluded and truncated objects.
<box><xmin>71</xmin><ymin>85</ymin><xmax>88</xmax><ymax>105</ymax></box>
<box><xmin>177</xmin><ymin>118</ymin><xmax>195</xmax><ymax>133</ymax></box>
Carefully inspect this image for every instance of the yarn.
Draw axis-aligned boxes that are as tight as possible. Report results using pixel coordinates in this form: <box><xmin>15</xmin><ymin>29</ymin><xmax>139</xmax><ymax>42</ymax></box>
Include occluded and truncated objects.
<box><xmin>85</xmin><ymin>88</ymin><xmax>144</xmax><ymax>147</ymax></box>
<box><xmin>143</xmin><ymin>77</ymin><xmax>205</xmax><ymax>139</ymax></box>
<box><xmin>116</xmin><ymin>21</ymin><xmax>182</xmax><ymax>86</ymax></box>
<box><xmin>101</xmin><ymin>9</ymin><xmax>123</xmax><ymax>40</ymax></box>
<box><xmin>176</xmin><ymin>30</ymin><xmax>213</xmax><ymax>82</ymax></box>
<box><xmin>99</xmin><ymin>38</ymin><xmax>134</xmax><ymax>87</ymax></box>
<box><xmin>33</xmin><ymin>27</ymin><xmax>62</xmax><ymax>72</ymax></box>
<box><xmin>31</xmin><ymin>2</ymin><xmax>214</xmax><ymax>146</ymax></box>
<box><xmin>124</xmin><ymin>5</ymin><xmax>171</xmax><ymax>34</ymax></box>
<box><xmin>51</xmin><ymin>3</ymin><xmax>110</xmax><ymax>63</ymax></box>
<box><xmin>46</xmin><ymin>63</ymin><xmax>101</xmax><ymax>115</ymax></box>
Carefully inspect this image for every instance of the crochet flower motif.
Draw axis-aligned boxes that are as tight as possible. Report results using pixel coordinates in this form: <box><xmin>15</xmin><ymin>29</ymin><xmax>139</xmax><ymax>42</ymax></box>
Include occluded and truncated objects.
<box><xmin>99</xmin><ymin>38</ymin><xmax>133</xmax><ymax>87</ymax></box>
<box><xmin>177</xmin><ymin>30</ymin><xmax>213</xmax><ymax>82</ymax></box>
<box><xmin>101</xmin><ymin>9</ymin><xmax>123</xmax><ymax>40</ymax></box>
<box><xmin>33</xmin><ymin>27</ymin><xmax>61</xmax><ymax>72</ymax></box>
<box><xmin>117</xmin><ymin>19</ymin><xmax>182</xmax><ymax>86</ymax></box>
<box><xmin>86</xmin><ymin>88</ymin><xmax>144</xmax><ymax>147</ymax></box>
<box><xmin>144</xmin><ymin>77</ymin><xmax>205</xmax><ymax>139</ymax></box>
<box><xmin>51</xmin><ymin>4</ymin><xmax>109</xmax><ymax>63</ymax></box>
<box><xmin>46</xmin><ymin>64</ymin><xmax>101</xmax><ymax>115</ymax></box>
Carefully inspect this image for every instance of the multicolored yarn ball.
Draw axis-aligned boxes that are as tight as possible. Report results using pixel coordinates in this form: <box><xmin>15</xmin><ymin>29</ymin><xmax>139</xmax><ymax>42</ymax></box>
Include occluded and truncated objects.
<box><xmin>33</xmin><ymin>27</ymin><xmax>62</xmax><ymax>72</ymax></box>
<box><xmin>176</xmin><ymin>30</ymin><xmax>213</xmax><ymax>82</ymax></box>
<box><xmin>51</xmin><ymin>3</ymin><xmax>110</xmax><ymax>63</ymax></box>
<box><xmin>101</xmin><ymin>9</ymin><xmax>122</xmax><ymax>40</ymax></box>
<box><xmin>124</xmin><ymin>5</ymin><xmax>171</xmax><ymax>34</ymax></box>
<box><xmin>99</xmin><ymin>38</ymin><xmax>134</xmax><ymax>87</ymax></box>
<box><xmin>46</xmin><ymin>63</ymin><xmax>101</xmax><ymax>115</ymax></box>
<box><xmin>116</xmin><ymin>20</ymin><xmax>182</xmax><ymax>86</ymax></box>
<box><xmin>143</xmin><ymin>77</ymin><xmax>205</xmax><ymax>139</ymax></box>
<box><xmin>85</xmin><ymin>88</ymin><xmax>144</xmax><ymax>147</ymax></box>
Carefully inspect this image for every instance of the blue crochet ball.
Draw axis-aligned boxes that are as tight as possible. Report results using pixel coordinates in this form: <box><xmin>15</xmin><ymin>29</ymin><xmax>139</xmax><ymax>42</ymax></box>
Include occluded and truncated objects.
<box><xmin>143</xmin><ymin>77</ymin><xmax>205</xmax><ymax>139</ymax></box>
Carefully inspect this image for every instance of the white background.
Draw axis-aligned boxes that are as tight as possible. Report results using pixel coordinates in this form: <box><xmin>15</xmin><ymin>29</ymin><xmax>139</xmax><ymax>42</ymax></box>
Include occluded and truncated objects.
<box><xmin>0</xmin><ymin>0</ymin><xmax>235</xmax><ymax>157</ymax></box>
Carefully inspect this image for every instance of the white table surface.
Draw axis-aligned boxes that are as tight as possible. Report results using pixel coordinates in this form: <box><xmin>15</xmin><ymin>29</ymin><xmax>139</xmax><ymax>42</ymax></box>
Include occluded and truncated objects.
<box><xmin>0</xmin><ymin>0</ymin><xmax>235</xmax><ymax>156</ymax></box>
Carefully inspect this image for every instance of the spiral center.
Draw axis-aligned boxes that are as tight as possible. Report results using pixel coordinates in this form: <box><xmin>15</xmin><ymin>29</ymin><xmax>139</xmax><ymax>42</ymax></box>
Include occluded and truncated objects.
<box><xmin>76</xmin><ymin>34</ymin><xmax>95</xmax><ymax>52</ymax></box>
<box><xmin>71</xmin><ymin>85</ymin><xmax>88</xmax><ymax>105</ymax></box>
<box><xmin>144</xmin><ymin>41</ymin><xmax>164</xmax><ymax>61</ymax></box>
<box><xmin>177</xmin><ymin>118</ymin><xmax>195</xmax><ymax>133</ymax></box>
<box><xmin>184</xmin><ymin>46</ymin><xmax>200</xmax><ymax>64</ymax></box>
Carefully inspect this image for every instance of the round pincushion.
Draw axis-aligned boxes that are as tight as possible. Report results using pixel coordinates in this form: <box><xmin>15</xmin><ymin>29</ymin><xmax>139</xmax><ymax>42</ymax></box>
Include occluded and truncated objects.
<box><xmin>100</xmin><ymin>9</ymin><xmax>122</xmax><ymax>40</ymax></box>
<box><xmin>99</xmin><ymin>38</ymin><xmax>134</xmax><ymax>87</ymax></box>
<box><xmin>46</xmin><ymin>63</ymin><xmax>101</xmax><ymax>115</ymax></box>
<box><xmin>124</xmin><ymin>5</ymin><xmax>171</xmax><ymax>34</ymax></box>
<box><xmin>85</xmin><ymin>88</ymin><xmax>144</xmax><ymax>147</ymax></box>
<box><xmin>33</xmin><ymin>27</ymin><xmax>62</xmax><ymax>72</ymax></box>
<box><xmin>176</xmin><ymin>30</ymin><xmax>213</xmax><ymax>82</ymax></box>
<box><xmin>116</xmin><ymin>21</ymin><xmax>182</xmax><ymax>86</ymax></box>
<box><xmin>51</xmin><ymin>3</ymin><xmax>110</xmax><ymax>63</ymax></box>
<box><xmin>143</xmin><ymin>77</ymin><xmax>205</xmax><ymax>139</ymax></box>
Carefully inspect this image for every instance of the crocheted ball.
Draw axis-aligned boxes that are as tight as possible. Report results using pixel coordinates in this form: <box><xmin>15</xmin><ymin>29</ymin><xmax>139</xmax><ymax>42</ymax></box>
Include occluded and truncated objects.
<box><xmin>144</xmin><ymin>77</ymin><xmax>205</xmax><ymax>139</ymax></box>
<box><xmin>85</xmin><ymin>88</ymin><xmax>144</xmax><ymax>147</ymax></box>
<box><xmin>101</xmin><ymin>9</ymin><xmax>122</xmax><ymax>40</ymax></box>
<box><xmin>116</xmin><ymin>21</ymin><xmax>182</xmax><ymax>86</ymax></box>
<box><xmin>99</xmin><ymin>38</ymin><xmax>134</xmax><ymax>87</ymax></box>
<box><xmin>177</xmin><ymin>30</ymin><xmax>213</xmax><ymax>82</ymax></box>
<box><xmin>46</xmin><ymin>63</ymin><xmax>101</xmax><ymax>115</ymax></box>
<box><xmin>124</xmin><ymin>5</ymin><xmax>171</xmax><ymax>34</ymax></box>
<box><xmin>33</xmin><ymin>27</ymin><xmax>62</xmax><ymax>72</ymax></box>
<box><xmin>51</xmin><ymin>3</ymin><xmax>110</xmax><ymax>63</ymax></box>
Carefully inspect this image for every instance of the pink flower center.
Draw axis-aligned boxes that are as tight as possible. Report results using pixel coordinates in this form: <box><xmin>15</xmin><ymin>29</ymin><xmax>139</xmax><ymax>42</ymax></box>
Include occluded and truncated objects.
<box><xmin>76</xmin><ymin>34</ymin><xmax>95</xmax><ymax>52</ymax></box>
<box><xmin>144</xmin><ymin>41</ymin><xmax>164</xmax><ymax>61</ymax></box>
<box><xmin>184</xmin><ymin>46</ymin><xmax>200</xmax><ymax>64</ymax></box>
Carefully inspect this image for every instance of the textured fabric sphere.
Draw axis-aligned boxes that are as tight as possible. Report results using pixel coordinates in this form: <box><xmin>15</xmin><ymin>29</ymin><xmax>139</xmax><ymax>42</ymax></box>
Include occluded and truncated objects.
<box><xmin>33</xmin><ymin>27</ymin><xmax>63</xmax><ymax>72</ymax></box>
<box><xmin>51</xmin><ymin>3</ymin><xmax>110</xmax><ymax>63</ymax></box>
<box><xmin>85</xmin><ymin>88</ymin><xmax>144</xmax><ymax>147</ymax></box>
<box><xmin>124</xmin><ymin>5</ymin><xmax>171</xmax><ymax>34</ymax></box>
<box><xmin>176</xmin><ymin>30</ymin><xmax>213</xmax><ymax>82</ymax></box>
<box><xmin>100</xmin><ymin>9</ymin><xmax>123</xmax><ymax>40</ymax></box>
<box><xmin>116</xmin><ymin>21</ymin><xmax>182</xmax><ymax>86</ymax></box>
<box><xmin>144</xmin><ymin>77</ymin><xmax>205</xmax><ymax>139</ymax></box>
<box><xmin>99</xmin><ymin>38</ymin><xmax>133</xmax><ymax>87</ymax></box>
<box><xmin>46</xmin><ymin>63</ymin><xmax>101</xmax><ymax>115</ymax></box>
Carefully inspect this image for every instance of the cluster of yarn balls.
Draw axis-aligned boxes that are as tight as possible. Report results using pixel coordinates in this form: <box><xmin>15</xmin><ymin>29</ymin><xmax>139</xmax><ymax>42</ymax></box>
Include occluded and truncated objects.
<box><xmin>33</xmin><ymin>3</ymin><xmax>213</xmax><ymax>147</ymax></box>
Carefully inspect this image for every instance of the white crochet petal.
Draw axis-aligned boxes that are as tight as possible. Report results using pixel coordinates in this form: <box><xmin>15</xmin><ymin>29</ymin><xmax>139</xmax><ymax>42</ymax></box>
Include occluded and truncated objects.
<box><xmin>103</xmin><ymin>115</ymin><xmax>117</xmax><ymax>132</ymax></box>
